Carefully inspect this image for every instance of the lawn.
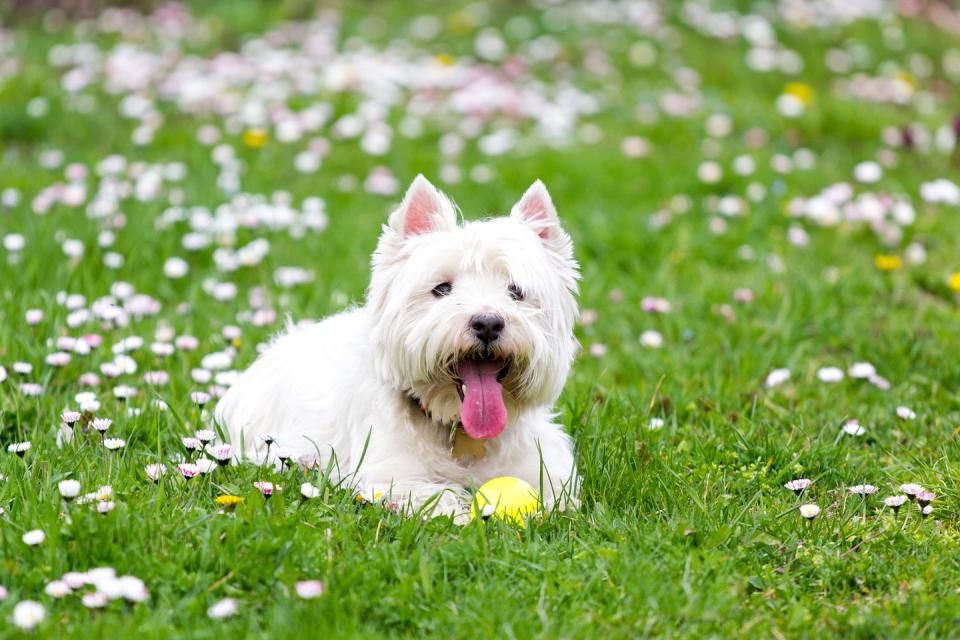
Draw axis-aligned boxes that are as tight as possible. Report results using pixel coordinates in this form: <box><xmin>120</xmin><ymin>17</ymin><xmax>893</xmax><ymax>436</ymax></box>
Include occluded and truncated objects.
<box><xmin>2</xmin><ymin>0</ymin><xmax>960</xmax><ymax>637</ymax></box>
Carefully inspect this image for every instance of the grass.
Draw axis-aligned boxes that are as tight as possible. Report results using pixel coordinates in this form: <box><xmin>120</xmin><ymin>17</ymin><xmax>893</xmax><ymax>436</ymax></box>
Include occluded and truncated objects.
<box><xmin>2</xmin><ymin>0</ymin><xmax>960</xmax><ymax>637</ymax></box>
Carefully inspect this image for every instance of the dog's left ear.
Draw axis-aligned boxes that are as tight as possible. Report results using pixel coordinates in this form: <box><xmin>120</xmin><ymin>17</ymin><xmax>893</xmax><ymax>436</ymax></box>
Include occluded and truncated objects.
<box><xmin>510</xmin><ymin>180</ymin><xmax>571</xmax><ymax>255</ymax></box>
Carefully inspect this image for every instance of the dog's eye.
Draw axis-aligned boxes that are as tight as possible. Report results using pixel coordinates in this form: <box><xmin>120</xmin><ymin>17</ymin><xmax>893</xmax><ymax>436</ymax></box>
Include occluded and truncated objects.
<box><xmin>508</xmin><ymin>284</ymin><xmax>524</xmax><ymax>301</ymax></box>
<box><xmin>431</xmin><ymin>282</ymin><xmax>453</xmax><ymax>297</ymax></box>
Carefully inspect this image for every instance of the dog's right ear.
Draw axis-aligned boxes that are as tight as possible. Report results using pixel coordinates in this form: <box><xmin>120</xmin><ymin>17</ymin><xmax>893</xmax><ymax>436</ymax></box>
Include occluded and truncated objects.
<box><xmin>388</xmin><ymin>175</ymin><xmax>456</xmax><ymax>237</ymax></box>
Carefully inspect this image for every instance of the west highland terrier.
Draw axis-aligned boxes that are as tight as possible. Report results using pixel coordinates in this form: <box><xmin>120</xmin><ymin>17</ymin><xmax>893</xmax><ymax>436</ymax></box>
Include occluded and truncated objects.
<box><xmin>215</xmin><ymin>175</ymin><xmax>580</xmax><ymax>517</ymax></box>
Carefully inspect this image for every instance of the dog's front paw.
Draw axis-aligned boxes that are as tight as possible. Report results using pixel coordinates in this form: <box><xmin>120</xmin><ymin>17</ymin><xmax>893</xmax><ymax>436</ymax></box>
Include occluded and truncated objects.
<box><xmin>362</xmin><ymin>483</ymin><xmax>471</xmax><ymax>523</ymax></box>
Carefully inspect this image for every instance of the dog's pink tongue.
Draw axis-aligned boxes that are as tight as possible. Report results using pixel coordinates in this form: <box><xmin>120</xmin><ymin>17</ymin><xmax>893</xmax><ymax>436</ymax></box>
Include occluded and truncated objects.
<box><xmin>458</xmin><ymin>359</ymin><xmax>507</xmax><ymax>439</ymax></box>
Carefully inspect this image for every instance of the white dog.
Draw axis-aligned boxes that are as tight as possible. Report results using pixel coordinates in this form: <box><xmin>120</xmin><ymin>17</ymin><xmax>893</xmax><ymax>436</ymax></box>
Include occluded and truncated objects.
<box><xmin>215</xmin><ymin>175</ymin><xmax>580</xmax><ymax>517</ymax></box>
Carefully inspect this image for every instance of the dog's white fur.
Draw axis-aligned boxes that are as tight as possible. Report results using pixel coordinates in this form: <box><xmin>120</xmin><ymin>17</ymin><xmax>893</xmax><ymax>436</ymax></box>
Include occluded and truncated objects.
<box><xmin>215</xmin><ymin>176</ymin><xmax>580</xmax><ymax>517</ymax></box>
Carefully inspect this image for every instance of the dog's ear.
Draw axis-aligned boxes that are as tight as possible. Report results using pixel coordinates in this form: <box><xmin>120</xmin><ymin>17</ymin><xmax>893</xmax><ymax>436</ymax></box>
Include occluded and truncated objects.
<box><xmin>388</xmin><ymin>175</ymin><xmax>456</xmax><ymax>237</ymax></box>
<box><xmin>510</xmin><ymin>180</ymin><xmax>570</xmax><ymax>251</ymax></box>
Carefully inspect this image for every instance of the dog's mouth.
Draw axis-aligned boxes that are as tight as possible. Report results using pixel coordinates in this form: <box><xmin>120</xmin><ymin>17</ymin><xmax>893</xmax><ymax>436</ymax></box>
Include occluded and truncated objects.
<box><xmin>454</xmin><ymin>357</ymin><xmax>510</xmax><ymax>440</ymax></box>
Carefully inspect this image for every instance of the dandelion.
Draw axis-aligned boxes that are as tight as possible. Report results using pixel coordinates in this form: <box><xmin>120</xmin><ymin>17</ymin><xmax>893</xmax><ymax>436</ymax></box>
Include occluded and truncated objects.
<box><xmin>784</xmin><ymin>82</ymin><xmax>814</xmax><ymax>105</ymax></box>
<box><xmin>917</xmin><ymin>491</ymin><xmax>935</xmax><ymax>508</ymax></box>
<box><xmin>243</xmin><ymin>128</ymin><xmax>268</xmax><ymax>148</ymax></box>
<box><xmin>103</xmin><ymin>438</ymin><xmax>126</xmax><ymax>451</ymax></box>
<box><xmin>948</xmin><ymin>272</ymin><xmax>960</xmax><ymax>292</ymax></box>
<box><xmin>61</xmin><ymin>410</ymin><xmax>81</xmax><ymax>424</ymax></box>
<box><xmin>254</xmin><ymin>481</ymin><xmax>278</xmax><ymax>498</ymax></box>
<box><xmin>841</xmin><ymin>420</ymin><xmax>865</xmax><ymax>436</ymax></box>
<box><xmin>8</xmin><ymin>441</ymin><xmax>31</xmax><ymax>457</ymax></box>
<box><xmin>215</xmin><ymin>495</ymin><xmax>243</xmax><ymax>511</ymax></box>
<box><xmin>784</xmin><ymin>478</ymin><xmax>812</xmax><ymax>495</ymax></box>
<box><xmin>178</xmin><ymin>463</ymin><xmax>200</xmax><ymax>479</ymax></box>
<box><xmin>91</xmin><ymin>417</ymin><xmax>112</xmax><ymax>432</ymax></box>
<box><xmin>208</xmin><ymin>597</ymin><xmax>238</xmax><ymax>619</ymax></box>
<box><xmin>849</xmin><ymin>484</ymin><xmax>878</xmax><ymax>496</ymax></box>
<box><xmin>59</xmin><ymin>479</ymin><xmax>81</xmax><ymax>501</ymax></box>
<box><xmin>301</xmin><ymin>483</ymin><xmax>320</xmax><ymax>499</ymax></box>
<box><xmin>295</xmin><ymin>580</ymin><xmax>325</xmax><ymax>599</ymax></box>
<box><xmin>22</xmin><ymin>529</ymin><xmax>45</xmax><ymax>545</ymax></box>
<box><xmin>145</xmin><ymin>463</ymin><xmax>167</xmax><ymax>482</ymax></box>
<box><xmin>884</xmin><ymin>495</ymin><xmax>907</xmax><ymax>513</ymax></box>
<box><xmin>799</xmin><ymin>504</ymin><xmax>820</xmax><ymax>519</ymax></box>
<box><xmin>12</xmin><ymin>600</ymin><xmax>45</xmax><ymax>630</ymax></box>
<box><xmin>900</xmin><ymin>483</ymin><xmax>924</xmax><ymax>499</ymax></box>
<box><xmin>874</xmin><ymin>255</ymin><xmax>902</xmax><ymax>272</ymax></box>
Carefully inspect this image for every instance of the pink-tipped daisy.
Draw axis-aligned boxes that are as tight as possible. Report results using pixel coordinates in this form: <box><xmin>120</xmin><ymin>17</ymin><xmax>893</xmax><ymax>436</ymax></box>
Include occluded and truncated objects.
<box><xmin>209</xmin><ymin>444</ymin><xmax>233</xmax><ymax>466</ymax></box>
<box><xmin>841</xmin><ymin>420</ymin><xmax>865</xmax><ymax>436</ymax></box>
<box><xmin>295</xmin><ymin>580</ymin><xmax>325</xmax><ymax>599</ymax></box>
<box><xmin>883</xmin><ymin>495</ymin><xmax>907</xmax><ymax>513</ymax></box>
<box><xmin>207</xmin><ymin>597</ymin><xmax>238</xmax><ymax>619</ymax></box>
<box><xmin>103</xmin><ymin>437</ymin><xmax>126</xmax><ymax>451</ymax></box>
<box><xmin>61</xmin><ymin>410</ymin><xmax>81</xmax><ymax>425</ymax></box>
<box><xmin>144</xmin><ymin>463</ymin><xmax>167</xmax><ymax>482</ymax></box>
<box><xmin>784</xmin><ymin>478</ymin><xmax>812</xmax><ymax>495</ymax></box>
<box><xmin>254</xmin><ymin>481</ymin><xmax>279</xmax><ymax>498</ymax></box>
<box><xmin>178</xmin><ymin>463</ymin><xmax>200</xmax><ymax>479</ymax></box>
<box><xmin>799</xmin><ymin>504</ymin><xmax>820</xmax><ymax>519</ymax></box>
<box><xmin>8</xmin><ymin>441</ymin><xmax>31</xmax><ymax>457</ymax></box>
<box><xmin>195</xmin><ymin>458</ymin><xmax>217</xmax><ymax>474</ymax></box>
<box><xmin>848</xmin><ymin>484</ymin><xmax>878</xmax><ymax>496</ymax></box>
<box><xmin>900</xmin><ymin>483</ymin><xmax>924</xmax><ymax>499</ymax></box>
<box><xmin>916</xmin><ymin>491</ymin><xmax>935</xmax><ymax>507</ymax></box>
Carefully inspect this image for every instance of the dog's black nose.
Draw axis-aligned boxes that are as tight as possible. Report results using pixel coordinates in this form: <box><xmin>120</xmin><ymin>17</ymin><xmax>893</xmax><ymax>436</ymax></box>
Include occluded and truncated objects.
<box><xmin>470</xmin><ymin>314</ymin><xmax>505</xmax><ymax>344</ymax></box>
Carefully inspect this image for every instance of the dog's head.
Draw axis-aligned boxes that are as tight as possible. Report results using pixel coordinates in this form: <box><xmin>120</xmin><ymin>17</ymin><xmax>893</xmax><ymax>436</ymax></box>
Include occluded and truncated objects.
<box><xmin>368</xmin><ymin>175</ymin><xmax>580</xmax><ymax>440</ymax></box>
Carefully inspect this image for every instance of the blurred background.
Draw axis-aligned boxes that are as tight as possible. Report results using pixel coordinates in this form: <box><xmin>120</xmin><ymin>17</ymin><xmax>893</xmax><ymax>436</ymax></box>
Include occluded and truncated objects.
<box><xmin>1</xmin><ymin>0</ymin><xmax>959</xmax><ymax>418</ymax></box>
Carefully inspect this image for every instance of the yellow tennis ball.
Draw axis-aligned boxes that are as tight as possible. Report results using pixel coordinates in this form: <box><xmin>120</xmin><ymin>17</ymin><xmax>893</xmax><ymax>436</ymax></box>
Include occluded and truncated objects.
<box><xmin>472</xmin><ymin>477</ymin><xmax>539</xmax><ymax>525</ymax></box>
